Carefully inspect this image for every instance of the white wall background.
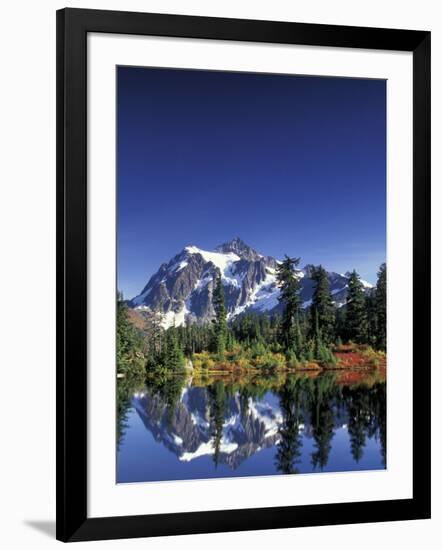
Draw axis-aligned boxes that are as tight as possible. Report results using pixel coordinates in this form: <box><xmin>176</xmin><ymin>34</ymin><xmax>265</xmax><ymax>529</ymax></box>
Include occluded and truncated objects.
<box><xmin>0</xmin><ymin>1</ymin><xmax>439</xmax><ymax>548</ymax></box>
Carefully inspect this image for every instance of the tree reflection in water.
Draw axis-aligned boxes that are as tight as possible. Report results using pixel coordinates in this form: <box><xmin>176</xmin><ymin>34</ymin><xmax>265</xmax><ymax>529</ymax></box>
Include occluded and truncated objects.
<box><xmin>275</xmin><ymin>377</ymin><xmax>304</xmax><ymax>474</ymax></box>
<box><xmin>117</xmin><ymin>370</ymin><xmax>386</xmax><ymax>477</ymax></box>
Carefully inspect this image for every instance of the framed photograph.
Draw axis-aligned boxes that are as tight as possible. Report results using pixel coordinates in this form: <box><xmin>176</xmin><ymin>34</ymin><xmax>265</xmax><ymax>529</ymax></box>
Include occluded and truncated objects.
<box><xmin>56</xmin><ymin>8</ymin><xmax>431</xmax><ymax>542</ymax></box>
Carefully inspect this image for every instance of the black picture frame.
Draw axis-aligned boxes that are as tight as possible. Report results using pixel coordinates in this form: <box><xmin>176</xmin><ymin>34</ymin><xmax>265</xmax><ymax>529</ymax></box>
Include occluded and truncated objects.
<box><xmin>56</xmin><ymin>7</ymin><xmax>431</xmax><ymax>543</ymax></box>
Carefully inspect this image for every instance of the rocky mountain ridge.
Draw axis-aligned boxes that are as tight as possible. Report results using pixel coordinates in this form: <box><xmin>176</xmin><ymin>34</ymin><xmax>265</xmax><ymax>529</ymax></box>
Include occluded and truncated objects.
<box><xmin>128</xmin><ymin>238</ymin><xmax>373</xmax><ymax>328</ymax></box>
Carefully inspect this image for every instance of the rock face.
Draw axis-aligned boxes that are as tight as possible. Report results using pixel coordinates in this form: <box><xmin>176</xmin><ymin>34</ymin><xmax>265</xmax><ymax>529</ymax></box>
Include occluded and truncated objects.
<box><xmin>128</xmin><ymin>237</ymin><xmax>373</xmax><ymax>327</ymax></box>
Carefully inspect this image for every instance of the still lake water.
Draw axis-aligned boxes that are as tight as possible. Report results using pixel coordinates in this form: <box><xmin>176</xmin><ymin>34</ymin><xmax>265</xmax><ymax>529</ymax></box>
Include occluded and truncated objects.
<box><xmin>117</xmin><ymin>371</ymin><xmax>386</xmax><ymax>483</ymax></box>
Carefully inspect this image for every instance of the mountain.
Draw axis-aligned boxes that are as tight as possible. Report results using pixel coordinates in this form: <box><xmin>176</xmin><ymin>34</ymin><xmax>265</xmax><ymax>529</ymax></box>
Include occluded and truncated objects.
<box><xmin>128</xmin><ymin>237</ymin><xmax>373</xmax><ymax>328</ymax></box>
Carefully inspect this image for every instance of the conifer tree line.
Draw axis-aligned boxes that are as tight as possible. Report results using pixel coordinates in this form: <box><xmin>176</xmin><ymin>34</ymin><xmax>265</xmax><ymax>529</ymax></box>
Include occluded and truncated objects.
<box><xmin>116</xmin><ymin>260</ymin><xmax>386</xmax><ymax>375</ymax></box>
<box><xmin>273</xmin><ymin>257</ymin><xmax>386</xmax><ymax>364</ymax></box>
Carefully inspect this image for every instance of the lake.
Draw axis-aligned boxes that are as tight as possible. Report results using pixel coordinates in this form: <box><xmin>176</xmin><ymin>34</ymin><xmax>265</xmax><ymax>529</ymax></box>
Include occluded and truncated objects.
<box><xmin>117</xmin><ymin>370</ymin><xmax>386</xmax><ymax>483</ymax></box>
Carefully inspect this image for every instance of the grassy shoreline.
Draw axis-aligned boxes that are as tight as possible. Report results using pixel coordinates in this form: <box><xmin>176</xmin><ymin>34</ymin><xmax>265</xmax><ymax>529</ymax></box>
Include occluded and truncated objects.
<box><xmin>187</xmin><ymin>344</ymin><xmax>385</xmax><ymax>375</ymax></box>
<box><xmin>117</xmin><ymin>343</ymin><xmax>386</xmax><ymax>381</ymax></box>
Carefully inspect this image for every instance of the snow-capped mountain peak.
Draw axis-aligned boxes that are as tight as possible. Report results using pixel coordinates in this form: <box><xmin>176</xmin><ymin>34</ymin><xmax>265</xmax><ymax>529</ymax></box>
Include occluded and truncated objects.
<box><xmin>128</xmin><ymin>239</ymin><xmax>373</xmax><ymax>328</ymax></box>
<box><xmin>184</xmin><ymin>245</ymin><xmax>241</xmax><ymax>272</ymax></box>
<box><xmin>215</xmin><ymin>237</ymin><xmax>262</xmax><ymax>261</ymax></box>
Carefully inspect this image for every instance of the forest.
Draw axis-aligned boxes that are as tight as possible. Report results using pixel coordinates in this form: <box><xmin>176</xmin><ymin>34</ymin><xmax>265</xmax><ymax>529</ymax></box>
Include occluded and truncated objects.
<box><xmin>117</xmin><ymin>259</ymin><xmax>387</xmax><ymax>378</ymax></box>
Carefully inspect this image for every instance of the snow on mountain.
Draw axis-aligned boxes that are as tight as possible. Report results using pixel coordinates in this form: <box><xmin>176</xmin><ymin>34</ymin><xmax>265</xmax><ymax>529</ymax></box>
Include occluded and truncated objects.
<box><xmin>185</xmin><ymin>245</ymin><xmax>240</xmax><ymax>272</ymax></box>
<box><xmin>184</xmin><ymin>245</ymin><xmax>244</xmax><ymax>289</ymax></box>
<box><xmin>128</xmin><ymin>238</ymin><xmax>374</xmax><ymax>328</ymax></box>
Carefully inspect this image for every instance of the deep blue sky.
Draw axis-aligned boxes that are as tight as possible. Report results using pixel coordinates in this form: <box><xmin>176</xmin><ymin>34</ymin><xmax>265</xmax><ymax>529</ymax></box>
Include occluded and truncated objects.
<box><xmin>118</xmin><ymin>66</ymin><xmax>386</xmax><ymax>299</ymax></box>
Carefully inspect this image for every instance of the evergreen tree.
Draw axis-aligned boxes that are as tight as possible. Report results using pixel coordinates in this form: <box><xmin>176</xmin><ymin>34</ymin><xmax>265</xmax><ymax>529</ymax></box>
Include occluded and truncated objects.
<box><xmin>212</xmin><ymin>273</ymin><xmax>228</xmax><ymax>356</ymax></box>
<box><xmin>116</xmin><ymin>297</ymin><xmax>131</xmax><ymax>370</ymax></box>
<box><xmin>346</xmin><ymin>270</ymin><xmax>367</xmax><ymax>343</ymax></box>
<box><xmin>310</xmin><ymin>265</ymin><xmax>336</xmax><ymax>344</ymax></box>
<box><xmin>162</xmin><ymin>326</ymin><xmax>185</xmax><ymax>371</ymax></box>
<box><xmin>276</xmin><ymin>255</ymin><xmax>302</xmax><ymax>353</ymax></box>
<box><xmin>226</xmin><ymin>329</ymin><xmax>235</xmax><ymax>351</ymax></box>
<box><xmin>145</xmin><ymin>307</ymin><xmax>166</xmax><ymax>370</ymax></box>
<box><xmin>116</xmin><ymin>293</ymin><xmax>145</xmax><ymax>376</ymax></box>
<box><xmin>334</xmin><ymin>306</ymin><xmax>347</xmax><ymax>343</ymax></box>
<box><xmin>375</xmin><ymin>263</ymin><xmax>387</xmax><ymax>351</ymax></box>
<box><xmin>365</xmin><ymin>292</ymin><xmax>377</xmax><ymax>347</ymax></box>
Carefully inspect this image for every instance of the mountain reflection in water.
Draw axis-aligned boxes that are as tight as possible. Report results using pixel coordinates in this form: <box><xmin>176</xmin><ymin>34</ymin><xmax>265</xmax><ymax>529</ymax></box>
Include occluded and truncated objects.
<box><xmin>117</xmin><ymin>371</ymin><xmax>386</xmax><ymax>483</ymax></box>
